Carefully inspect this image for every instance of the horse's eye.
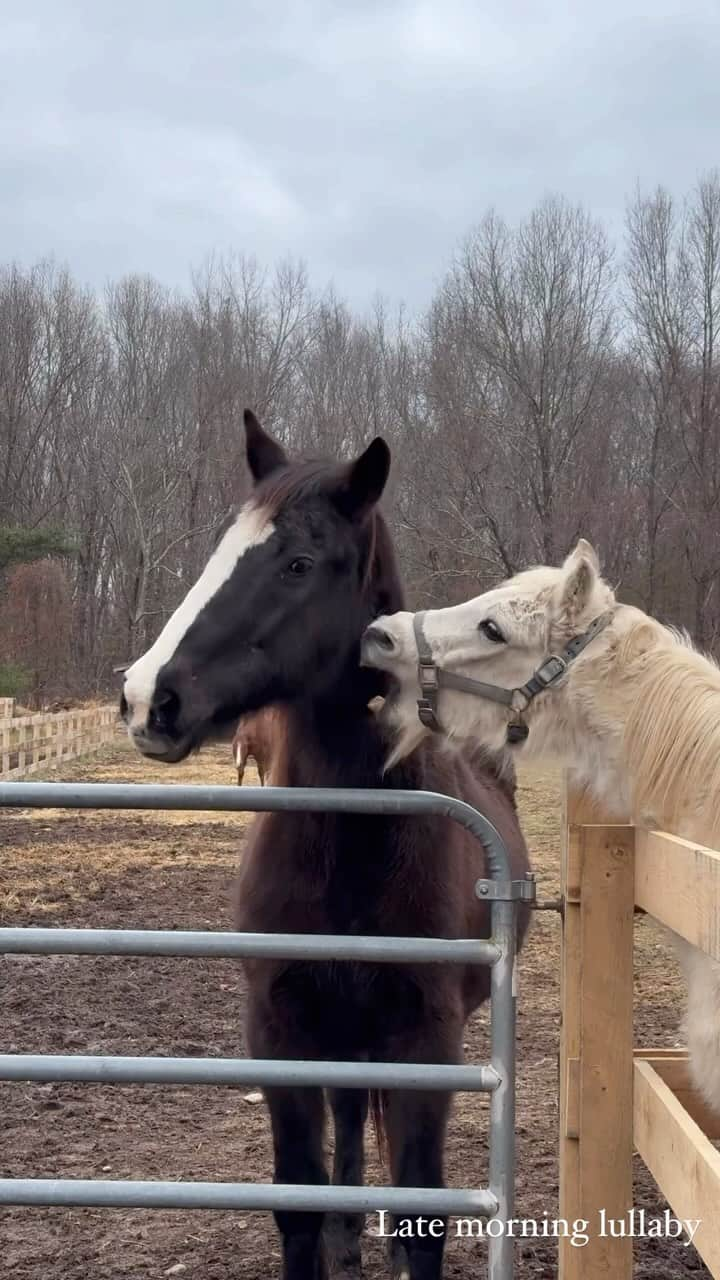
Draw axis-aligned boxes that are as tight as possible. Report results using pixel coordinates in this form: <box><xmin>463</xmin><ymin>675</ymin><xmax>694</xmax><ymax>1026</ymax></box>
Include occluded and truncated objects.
<box><xmin>478</xmin><ymin>618</ymin><xmax>506</xmax><ymax>644</ymax></box>
<box><xmin>287</xmin><ymin>556</ymin><xmax>314</xmax><ymax>577</ymax></box>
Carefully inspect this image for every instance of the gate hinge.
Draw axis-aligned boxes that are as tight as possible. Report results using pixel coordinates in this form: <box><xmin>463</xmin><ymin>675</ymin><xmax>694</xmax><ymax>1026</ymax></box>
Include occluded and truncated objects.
<box><xmin>475</xmin><ymin>873</ymin><xmax>537</xmax><ymax>903</ymax></box>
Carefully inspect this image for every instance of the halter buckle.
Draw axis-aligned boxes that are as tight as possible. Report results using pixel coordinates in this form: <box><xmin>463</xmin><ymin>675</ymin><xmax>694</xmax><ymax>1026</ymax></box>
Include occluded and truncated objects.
<box><xmin>417</xmin><ymin>698</ymin><xmax>441</xmax><ymax>730</ymax></box>
<box><xmin>418</xmin><ymin>663</ymin><xmax>439</xmax><ymax>691</ymax></box>
<box><xmin>534</xmin><ymin>655</ymin><xmax>567</xmax><ymax>688</ymax></box>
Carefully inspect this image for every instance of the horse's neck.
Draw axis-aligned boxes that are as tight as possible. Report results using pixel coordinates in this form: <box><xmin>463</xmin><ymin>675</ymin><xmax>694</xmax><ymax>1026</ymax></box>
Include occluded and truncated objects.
<box><xmin>529</xmin><ymin>665</ymin><xmax>633</xmax><ymax>821</ymax></box>
<box><xmin>539</xmin><ymin>628</ymin><xmax>681</xmax><ymax>828</ymax></box>
<box><xmin>275</xmin><ymin>696</ymin><xmax>389</xmax><ymax>790</ymax></box>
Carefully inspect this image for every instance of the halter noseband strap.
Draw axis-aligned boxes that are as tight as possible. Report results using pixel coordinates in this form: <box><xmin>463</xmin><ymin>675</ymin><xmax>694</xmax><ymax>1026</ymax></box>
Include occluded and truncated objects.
<box><xmin>413</xmin><ymin>609</ymin><xmax>614</xmax><ymax>743</ymax></box>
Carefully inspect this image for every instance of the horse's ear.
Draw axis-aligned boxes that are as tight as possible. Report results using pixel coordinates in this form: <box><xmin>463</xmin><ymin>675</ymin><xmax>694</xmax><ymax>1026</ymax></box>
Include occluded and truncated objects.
<box><xmin>244</xmin><ymin>409</ymin><xmax>288</xmax><ymax>482</ymax></box>
<box><xmin>334</xmin><ymin>437</ymin><xmax>391</xmax><ymax>521</ymax></box>
<box><xmin>573</xmin><ymin>538</ymin><xmax>600</xmax><ymax>572</ymax></box>
<box><xmin>559</xmin><ymin>540</ymin><xmax>600</xmax><ymax>618</ymax></box>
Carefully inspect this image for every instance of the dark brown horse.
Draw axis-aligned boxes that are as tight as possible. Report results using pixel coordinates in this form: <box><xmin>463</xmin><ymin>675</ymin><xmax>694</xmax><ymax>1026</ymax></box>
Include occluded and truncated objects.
<box><xmin>120</xmin><ymin>413</ymin><xmax>531</xmax><ymax>1280</ymax></box>
<box><xmin>233</xmin><ymin>708</ymin><xmax>280</xmax><ymax>785</ymax></box>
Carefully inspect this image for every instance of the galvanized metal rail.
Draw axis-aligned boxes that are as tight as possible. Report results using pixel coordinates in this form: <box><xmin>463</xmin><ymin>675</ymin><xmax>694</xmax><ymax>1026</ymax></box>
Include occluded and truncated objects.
<box><xmin>0</xmin><ymin>1179</ymin><xmax>498</xmax><ymax>1217</ymax></box>
<box><xmin>0</xmin><ymin>924</ymin><xmax>501</xmax><ymax>965</ymax></box>
<box><xmin>0</xmin><ymin>1053</ymin><xmax>498</xmax><ymax>1092</ymax></box>
<box><xmin>0</xmin><ymin>780</ymin><xmax>531</xmax><ymax>1280</ymax></box>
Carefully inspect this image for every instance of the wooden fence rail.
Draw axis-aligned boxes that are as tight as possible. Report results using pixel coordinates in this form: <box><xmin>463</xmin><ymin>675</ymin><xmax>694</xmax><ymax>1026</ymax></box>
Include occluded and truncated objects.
<box><xmin>0</xmin><ymin>702</ymin><xmax>120</xmax><ymax>779</ymax></box>
<box><xmin>560</xmin><ymin>783</ymin><xmax>720</xmax><ymax>1277</ymax></box>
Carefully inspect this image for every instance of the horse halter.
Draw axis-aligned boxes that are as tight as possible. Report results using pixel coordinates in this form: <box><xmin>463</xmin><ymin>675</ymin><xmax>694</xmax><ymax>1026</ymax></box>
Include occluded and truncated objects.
<box><xmin>413</xmin><ymin>610</ymin><xmax>614</xmax><ymax>744</ymax></box>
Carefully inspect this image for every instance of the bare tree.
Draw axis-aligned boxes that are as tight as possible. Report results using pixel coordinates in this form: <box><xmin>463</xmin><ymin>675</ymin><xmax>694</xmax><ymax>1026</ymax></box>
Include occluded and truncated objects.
<box><xmin>626</xmin><ymin>175</ymin><xmax>720</xmax><ymax>641</ymax></box>
<box><xmin>2</xmin><ymin>183</ymin><xmax>720</xmax><ymax>699</ymax></box>
<box><xmin>416</xmin><ymin>197</ymin><xmax>618</xmax><ymax>601</ymax></box>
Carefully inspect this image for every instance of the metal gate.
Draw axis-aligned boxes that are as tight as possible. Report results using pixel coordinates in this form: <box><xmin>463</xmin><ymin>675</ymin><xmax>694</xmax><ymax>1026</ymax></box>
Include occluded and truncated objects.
<box><xmin>0</xmin><ymin>781</ymin><xmax>533</xmax><ymax>1279</ymax></box>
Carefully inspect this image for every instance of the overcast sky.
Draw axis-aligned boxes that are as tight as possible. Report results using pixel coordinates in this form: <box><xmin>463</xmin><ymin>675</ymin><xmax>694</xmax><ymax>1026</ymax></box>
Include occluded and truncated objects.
<box><xmin>2</xmin><ymin>0</ymin><xmax>719</xmax><ymax>311</ymax></box>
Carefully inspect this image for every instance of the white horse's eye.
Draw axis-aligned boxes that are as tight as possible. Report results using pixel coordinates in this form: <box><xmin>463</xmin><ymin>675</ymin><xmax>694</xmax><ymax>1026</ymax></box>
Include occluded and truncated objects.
<box><xmin>478</xmin><ymin>618</ymin><xmax>506</xmax><ymax>645</ymax></box>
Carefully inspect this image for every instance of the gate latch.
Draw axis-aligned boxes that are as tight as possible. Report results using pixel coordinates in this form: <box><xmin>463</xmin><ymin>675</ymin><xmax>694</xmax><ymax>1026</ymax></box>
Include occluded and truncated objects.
<box><xmin>475</xmin><ymin>873</ymin><xmax>537</xmax><ymax>903</ymax></box>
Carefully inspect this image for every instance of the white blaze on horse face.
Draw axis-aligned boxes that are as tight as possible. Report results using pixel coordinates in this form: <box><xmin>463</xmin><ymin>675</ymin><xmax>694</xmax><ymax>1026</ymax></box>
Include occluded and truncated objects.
<box><xmin>123</xmin><ymin>505</ymin><xmax>275</xmax><ymax>731</ymax></box>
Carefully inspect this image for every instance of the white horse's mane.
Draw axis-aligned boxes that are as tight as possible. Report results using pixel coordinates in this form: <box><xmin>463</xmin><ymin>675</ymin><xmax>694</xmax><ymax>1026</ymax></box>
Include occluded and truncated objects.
<box><xmin>615</xmin><ymin>617</ymin><xmax>720</xmax><ymax>835</ymax></box>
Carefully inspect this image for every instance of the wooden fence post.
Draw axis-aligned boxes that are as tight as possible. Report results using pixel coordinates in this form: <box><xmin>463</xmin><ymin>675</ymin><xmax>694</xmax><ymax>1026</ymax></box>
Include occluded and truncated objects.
<box><xmin>560</xmin><ymin>784</ymin><xmax>635</xmax><ymax>1278</ymax></box>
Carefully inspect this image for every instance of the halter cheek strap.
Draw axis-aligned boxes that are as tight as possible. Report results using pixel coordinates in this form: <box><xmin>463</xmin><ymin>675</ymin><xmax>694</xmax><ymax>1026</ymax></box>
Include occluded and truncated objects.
<box><xmin>413</xmin><ymin>610</ymin><xmax>614</xmax><ymax>743</ymax></box>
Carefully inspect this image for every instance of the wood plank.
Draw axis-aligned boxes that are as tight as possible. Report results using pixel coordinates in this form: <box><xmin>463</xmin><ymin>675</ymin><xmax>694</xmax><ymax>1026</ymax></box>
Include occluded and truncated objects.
<box><xmin>634</xmin><ymin>1058</ymin><xmax>720</xmax><ymax>1271</ymax></box>
<box><xmin>559</xmin><ymin>787</ymin><xmax>634</xmax><ymax>1278</ymax></box>
<box><xmin>635</xmin><ymin>1052</ymin><xmax>720</xmax><ymax>1140</ymax></box>
<box><xmin>577</xmin><ymin>823</ymin><xmax>635</xmax><ymax>1279</ymax></box>
<box><xmin>558</xmin><ymin>789</ymin><xmax>583</xmax><ymax>1277</ymax></box>
<box><xmin>560</xmin><ymin>786</ymin><xmax>617</xmax><ymax>1276</ymax></box>
<box><xmin>636</xmin><ymin>828</ymin><xmax>720</xmax><ymax>962</ymax></box>
<box><xmin>634</xmin><ymin>1047</ymin><xmax>686</xmax><ymax>1060</ymax></box>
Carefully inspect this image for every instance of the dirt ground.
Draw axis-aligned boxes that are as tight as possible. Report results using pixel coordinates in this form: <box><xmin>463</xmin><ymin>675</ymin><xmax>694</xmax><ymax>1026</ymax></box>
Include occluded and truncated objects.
<box><xmin>0</xmin><ymin>740</ymin><xmax>710</xmax><ymax>1279</ymax></box>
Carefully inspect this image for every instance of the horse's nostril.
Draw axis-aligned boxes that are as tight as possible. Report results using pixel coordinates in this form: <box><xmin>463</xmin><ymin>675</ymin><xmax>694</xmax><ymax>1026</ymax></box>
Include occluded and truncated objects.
<box><xmin>367</xmin><ymin>624</ymin><xmax>396</xmax><ymax>653</ymax></box>
<box><xmin>150</xmin><ymin>685</ymin><xmax>181</xmax><ymax>733</ymax></box>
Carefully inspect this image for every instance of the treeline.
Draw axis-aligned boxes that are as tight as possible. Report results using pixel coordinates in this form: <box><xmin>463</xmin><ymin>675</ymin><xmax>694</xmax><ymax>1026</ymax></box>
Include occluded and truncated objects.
<box><xmin>2</xmin><ymin>176</ymin><xmax>720</xmax><ymax>701</ymax></box>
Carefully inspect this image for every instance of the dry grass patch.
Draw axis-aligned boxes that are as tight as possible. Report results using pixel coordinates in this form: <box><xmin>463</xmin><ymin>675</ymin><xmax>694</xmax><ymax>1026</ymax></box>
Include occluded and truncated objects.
<box><xmin>21</xmin><ymin>738</ymin><xmax>250</xmax><ymax>827</ymax></box>
<box><xmin>1</xmin><ymin>740</ymin><xmax>255</xmax><ymax>917</ymax></box>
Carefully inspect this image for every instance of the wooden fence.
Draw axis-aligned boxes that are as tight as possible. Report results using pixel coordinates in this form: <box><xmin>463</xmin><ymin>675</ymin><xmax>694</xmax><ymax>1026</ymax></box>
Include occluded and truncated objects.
<box><xmin>0</xmin><ymin>701</ymin><xmax>120</xmax><ymax>779</ymax></box>
<box><xmin>560</xmin><ymin>784</ymin><xmax>720</xmax><ymax>1277</ymax></box>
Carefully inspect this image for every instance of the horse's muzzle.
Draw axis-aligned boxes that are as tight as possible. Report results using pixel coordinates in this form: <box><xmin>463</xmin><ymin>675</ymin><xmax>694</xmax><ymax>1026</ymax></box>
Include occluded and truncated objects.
<box><xmin>361</xmin><ymin>623</ymin><xmax>398</xmax><ymax>669</ymax></box>
<box><xmin>128</xmin><ymin>725</ymin><xmax>194</xmax><ymax>764</ymax></box>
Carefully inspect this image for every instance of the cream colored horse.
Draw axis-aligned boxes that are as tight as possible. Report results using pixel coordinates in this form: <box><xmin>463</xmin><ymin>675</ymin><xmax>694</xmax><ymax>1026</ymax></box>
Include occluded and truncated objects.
<box><xmin>362</xmin><ymin>539</ymin><xmax>720</xmax><ymax>1114</ymax></box>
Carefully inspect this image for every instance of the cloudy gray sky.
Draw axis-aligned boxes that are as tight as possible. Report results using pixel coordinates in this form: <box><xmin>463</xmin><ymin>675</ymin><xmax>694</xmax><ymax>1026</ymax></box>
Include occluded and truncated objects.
<box><xmin>2</xmin><ymin>0</ymin><xmax>719</xmax><ymax>310</ymax></box>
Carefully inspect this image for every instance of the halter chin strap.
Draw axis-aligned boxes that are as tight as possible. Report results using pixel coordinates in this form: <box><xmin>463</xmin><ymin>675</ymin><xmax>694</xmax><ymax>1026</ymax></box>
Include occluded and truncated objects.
<box><xmin>413</xmin><ymin>610</ymin><xmax>614</xmax><ymax>744</ymax></box>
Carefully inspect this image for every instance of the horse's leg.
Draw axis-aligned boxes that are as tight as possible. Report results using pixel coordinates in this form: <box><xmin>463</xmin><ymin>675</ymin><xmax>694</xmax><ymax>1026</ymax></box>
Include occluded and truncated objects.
<box><xmin>264</xmin><ymin>1084</ymin><xmax>329</xmax><ymax>1280</ymax></box>
<box><xmin>380</xmin><ymin>1016</ymin><xmax>462</xmax><ymax>1280</ymax></box>
<box><xmin>381</xmin><ymin>1090</ymin><xmax>448</xmax><ymax>1280</ymax></box>
<box><xmin>258</xmin><ymin>757</ymin><xmax>266</xmax><ymax>786</ymax></box>
<box><xmin>383</xmin><ymin>1088</ymin><xmax>451</xmax><ymax>1280</ymax></box>
<box><xmin>236</xmin><ymin>744</ymin><xmax>247</xmax><ymax>786</ymax></box>
<box><xmin>325</xmin><ymin>1087</ymin><xmax>368</xmax><ymax>1278</ymax></box>
<box><xmin>247</xmin><ymin>996</ymin><xmax>329</xmax><ymax>1280</ymax></box>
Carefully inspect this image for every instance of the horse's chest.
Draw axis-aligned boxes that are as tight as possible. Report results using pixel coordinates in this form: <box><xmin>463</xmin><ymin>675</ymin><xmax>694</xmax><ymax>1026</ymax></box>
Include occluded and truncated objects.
<box><xmin>266</xmin><ymin>957</ymin><xmax>430</xmax><ymax>1050</ymax></box>
<box><xmin>241</xmin><ymin>820</ymin><xmax>423</xmax><ymax>935</ymax></box>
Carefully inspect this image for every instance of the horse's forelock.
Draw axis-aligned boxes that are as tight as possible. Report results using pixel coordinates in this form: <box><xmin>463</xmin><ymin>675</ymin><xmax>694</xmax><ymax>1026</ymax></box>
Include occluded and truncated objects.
<box><xmin>249</xmin><ymin>459</ymin><xmax>342</xmax><ymax>517</ymax></box>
